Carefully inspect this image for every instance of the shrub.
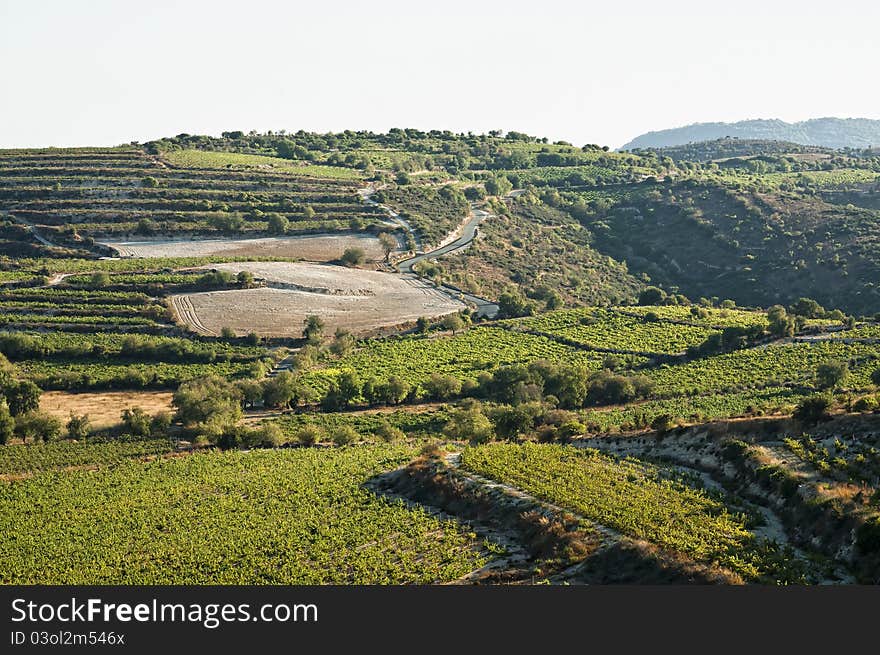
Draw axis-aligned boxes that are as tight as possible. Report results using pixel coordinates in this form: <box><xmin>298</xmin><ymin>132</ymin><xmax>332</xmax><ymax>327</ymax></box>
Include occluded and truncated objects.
<box><xmin>340</xmin><ymin>247</ymin><xmax>366</xmax><ymax>267</ymax></box>
<box><xmin>66</xmin><ymin>414</ymin><xmax>91</xmax><ymax>440</ymax></box>
<box><xmin>14</xmin><ymin>410</ymin><xmax>62</xmax><ymax>443</ymax></box>
<box><xmin>331</xmin><ymin>425</ymin><xmax>360</xmax><ymax>446</ymax></box>
<box><xmin>296</xmin><ymin>424</ymin><xmax>326</xmax><ymax>446</ymax></box>
<box><xmin>815</xmin><ymin>361</ymin><xmax>848</xmax><ymax>390</ymax></box>
<box><xmin>374</xmin><ymin>420</ymin><xmax>405</xmax><ymax>442</ymax></box>
<box><xmin>793</xmin><ymin>395</ymin><xmax>832</xmax><ymax>424</ymax></box>
<box><xmin>650</xmin><ymin>413</ymin><xmax>676</xmax><ymax>434</ymax></box>
<box><xmin>121</xmin><ymin>407</ymin><xmax>151</xmax><ymax>437</ymax></box>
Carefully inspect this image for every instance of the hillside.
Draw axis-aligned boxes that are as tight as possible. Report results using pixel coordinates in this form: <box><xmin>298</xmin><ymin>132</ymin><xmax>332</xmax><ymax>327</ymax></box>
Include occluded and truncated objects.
<box><xmin>3</xmin><ymin>130</ymin><xmax>880</xmax><ymax>587</ymax></box>
<box><xmin>620</xmin><ymin>118</ymin><xmax>880</xmax><ymax>151</ymax></box>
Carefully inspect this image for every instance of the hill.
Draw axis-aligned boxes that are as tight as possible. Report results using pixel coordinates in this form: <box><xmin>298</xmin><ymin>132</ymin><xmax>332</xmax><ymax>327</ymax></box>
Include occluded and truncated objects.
<box><xmin>620</xmin><ymin>118</ymin><xmax>880</xmax><ymax>151</ymax></box>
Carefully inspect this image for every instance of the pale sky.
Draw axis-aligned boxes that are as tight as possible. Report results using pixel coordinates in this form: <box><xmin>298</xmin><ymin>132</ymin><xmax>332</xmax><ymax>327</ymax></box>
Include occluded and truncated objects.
<box><xmin>1</xmin><ymin>0</ymin><xmax>878</xmax><ymax>149</ymax></box>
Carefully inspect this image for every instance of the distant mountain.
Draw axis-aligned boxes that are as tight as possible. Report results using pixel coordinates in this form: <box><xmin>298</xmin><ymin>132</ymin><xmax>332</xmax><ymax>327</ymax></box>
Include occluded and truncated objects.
<box><xmin>620</xmin><ymin>118</ymin><xmax>880</xmax><ymax>151</ymax></box>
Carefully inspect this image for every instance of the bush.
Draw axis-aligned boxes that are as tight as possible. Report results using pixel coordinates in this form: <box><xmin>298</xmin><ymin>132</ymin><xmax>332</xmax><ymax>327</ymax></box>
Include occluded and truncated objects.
<box><xmin>296</xmin><ymin>424</ymin><xmax>326</xmax><ymax>446</ymax></box>
<box><xmin>650</xmin><ymin>413</ymin><xmax>676</xmax><ymax>434</ymax></box>
<box><xmin>331</xmin><ymin>425</ymin><xmax>360</xmax><ymax>446</ymax></box>
<box><xmin>150</xmin><ymin>412</ymin><xmax>172</xmax><ymax>437</ymax></box>
<box><xmin>374</xmin><ymin>419</ymin><xmax>405</xmax><ymax>442</ymax></box>
<box><xmin>853</xmin><ymin>396</ymin><xmax>879</xmax><ymax>412</ymax></box>
<box><xmin>793</xmin><ymin>395</ymin><xmax>832</xmax><ymax>424</ymax></box>
<box><xmin>816</xmin><ymin>361</ymin><xmax>848</xmax><ymax>390</ymax></box>
<box><xmin>245</xmin><ymin>423</ymin><xmax>285</xmax><ymax>448</ymax></box>
<box><xmin>66</xmin><ymin>414</ymin><xmax>91</xmax><ymax>440</ymax></box>
<box><xmin>0</xmin><ymin>400</ymin><xmax>13</xmax><ymax>445</ymax></box>
<box><xmin>14</xmin><ymin>410</ymin><xmax>62</xmax><ymax>443</ymax></box>
<box><xmin>121</xmin><ymin>407</ymin><xmax>151</xmax><ymax>437</ymax></box>
<box><xmin>340</xmin><ymin>247</ymin><xmax>366</xmax><ymax>267</ymax></box>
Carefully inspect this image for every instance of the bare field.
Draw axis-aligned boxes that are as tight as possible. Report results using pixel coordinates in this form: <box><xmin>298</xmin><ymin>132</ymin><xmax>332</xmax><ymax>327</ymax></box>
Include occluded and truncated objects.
<box><xmin>100</xmin><ymin>233</ymin><xmax>395</xmax><ymax>261</ymax></box>
<box><xmin>171</xmin><ymin>262</ymin><xmax>465</xmax><ymax>337</ymax></box>
<box><xmin>40</xmin><ymin>391</ymin><xmax>174</xmax><ymax>428</ymax></box>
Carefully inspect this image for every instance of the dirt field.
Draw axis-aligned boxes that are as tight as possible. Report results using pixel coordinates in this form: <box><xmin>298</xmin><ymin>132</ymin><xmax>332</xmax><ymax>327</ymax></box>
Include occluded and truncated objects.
<box><xmin>100</xmin><ymin>233</ymin><xmax>396</xmax><ymax>261</ymax></box>
<box><xmin>171</xmin><ymin>262</ymin><xmax>465</xmax><ymax>337</ymax></box>
<box><xmin>40</xmin><ymin>391</ymin><xmax>174</xmax><ymax>428</ymax></box>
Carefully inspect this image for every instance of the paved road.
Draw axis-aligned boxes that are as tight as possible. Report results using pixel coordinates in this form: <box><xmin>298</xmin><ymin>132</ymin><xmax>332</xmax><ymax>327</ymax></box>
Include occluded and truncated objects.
<box><xmin>395</xmin><ymin>207</ymin><xmax>489</xmax><ymax>274</ymax></box>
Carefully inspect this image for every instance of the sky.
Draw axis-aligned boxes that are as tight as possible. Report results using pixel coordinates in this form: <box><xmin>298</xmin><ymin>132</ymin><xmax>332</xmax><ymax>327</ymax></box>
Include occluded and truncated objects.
<box><xmin>1</xmin><ymin>0</ymin><xmax>878</xmax><ymax>149</ymax></box>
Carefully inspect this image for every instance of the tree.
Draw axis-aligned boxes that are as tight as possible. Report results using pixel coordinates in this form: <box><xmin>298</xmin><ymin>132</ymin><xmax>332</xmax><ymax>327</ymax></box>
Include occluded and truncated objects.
<box><xmin>497</xmin><ymin>290</ymin><xmax>537</xmax><ymax>319</ymax></box>
<box><xmin>0</xmin><ymin>400</ymin><xmax>13</xmax><ymax>444</ymax></box>
<box><xmin>378</xmin><ymin>376</ymin><xmax>410</xmax><ymax>405</ymax></box>
<box><xmin>638</xmin><ymin>286</ymin><xmax>666</xmax><ymax>305</ymax></box>
<box><xmin>374</xmin><ymin>419</ymin><xmax>405</xmax><ymax>442</ymax></box>
<box><xmin>266</xmin><ymin>213</ymin><xmax>289</xmax><ymax>235</ymax></box>
<box><xmin>340</xmin><ymin>247</ymin><xmax>366</xmax><ymax>267</ymax></box>
<box><xmin>441</xmin><ymin>313</ymin><xmax>465</xmax><ymax>335</ymax></box>
<box><xmin>337</xmin><ymin>371</ymin><xmax>362</xmax><ymax>407</ymax></box>
<box><xmin>767</xmin><ymin>305</ymin><xmax>795</xmax><ymax>337</ymax></box>
<box><xmin>14</xmin><ymin>410</ymin><xmax>62</xmax><ymax>443</ymax></box>
<box><xmin>220</xmin><ymin>326</ymin><xmax>236</xmax><ymax>339</ymax></box>
<box><xmin>423</xmin><ymin>373</ymin><xmax>462</xmax><ymax>400</ymax></box>
<box><xmin>793</xmin><ymin>395</ymin><xmax>832</xmax><ymax>424</ymax></box>
<box><xmin>378</xmin><ymin>232</ymin><xmax>397</xmax><ymax>263</ymax></box>
<box><xmin>261</xmin><ymin>371</ymin><xmax>300</xmax><ymax>409</ymax></box>
<box><xmin>66</xmin><ymin>414</ymin><xmax>91</xmax><ymax>440</ymax></box>
<box><xmin>416</xmin><ymin>316</ymin><xmax>431</xmax><ymax>333</ymax></box>
<box><xmin>485</xmin><ymin>175</ymin><xmax>512</xmax><ymax>196</ymax></box>
<box><xmin>303</xmin><ymin>315</ymin><xmax>325</xmax><ymax>344</ymax></box>
<box><xmin>236</xmin><ymin>270</ymin><xmax>255</xmax><ymax>286</ymax></box>
<box><xmin>443</xmin><ymin>404</ymin><xmax>494</xmax><ymax>443</ymax></box>
<box><xmin>235</xmin><ymin>379</ymin><xmax>264</xmax><ymax>409</ymax></box>
<box><xmin>303</xmin><ymin>205</ymin><xmax>316</xmax><ymax>220</ymax></box>
<box><xmin>816</xmin><ymin>361</ymin><xmax>848</xmax><ymax>390</ymax></box>
<box><xmin>791</xmin><ymin>297</ymin><xmax>825</xmax><ymax>319</ymax></box>
<box><xmin>1</xmin><ymin>379</ymin><xmax>41</xmax><ymax>416</ymax></box>
<box><xmin>490</xmin><ymin>405</ymin><xmax>533</xmax><ymax>440</ymax></box>
<box><xmin>329</xmin><ymin>328</ymin><xmax>355</xmax><ymax>357</ymax></box>
<box><xmin>172</xmin><ymin>376</ymin><xmax>242</xmax><ymax>429</ymax></box>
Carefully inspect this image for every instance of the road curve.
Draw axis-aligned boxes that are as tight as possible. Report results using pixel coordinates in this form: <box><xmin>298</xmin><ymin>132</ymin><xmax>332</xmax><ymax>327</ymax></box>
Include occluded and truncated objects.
<box><xmin>395</xmin><ymin>207</ymin><xmax>490</xmax><ymax>274</ymax></box>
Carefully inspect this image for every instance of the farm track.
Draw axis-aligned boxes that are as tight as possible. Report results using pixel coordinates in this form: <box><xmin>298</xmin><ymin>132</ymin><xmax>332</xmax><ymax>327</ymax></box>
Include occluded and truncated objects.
<box><xmin>170</xmin><ymin>295</ymin><xmax>215</xmax><ymax>336</ymax></box>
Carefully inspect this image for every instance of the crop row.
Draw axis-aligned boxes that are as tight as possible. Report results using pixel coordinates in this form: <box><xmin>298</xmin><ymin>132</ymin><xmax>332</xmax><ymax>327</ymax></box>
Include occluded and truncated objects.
<box><xmin>0</xmin><ymin>438</ymin><xmax>174</xmax><ymax>476</ymax></box>
<box><xmin>0</xmin><ymin>445</ymin><xmax>488</xmax><ymax>584</ymax></box>
<box><xmin>505</xmin><ymin>307</ymin><xmax>717</xmax><ymax>354</ymax></box>
<box><xmin>646</xmin><ymin>341</ymin><xmax>880</xmax><ymax>396</ymax></box>
<box><xmin>461</xmin><ymin>442</ymin><xmax>804</xmax><ymax>582</ymax></box>
<box><xmin>306</xmin><ymin>327</ymin><xmax>616</xmax><ymax>395</ymax></box>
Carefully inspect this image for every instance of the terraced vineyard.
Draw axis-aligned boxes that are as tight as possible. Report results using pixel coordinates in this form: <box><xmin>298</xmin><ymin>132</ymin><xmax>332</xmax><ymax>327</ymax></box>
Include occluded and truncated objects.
<box><xmin>304</xmin><ymin>327</ymin><xmax>622</xmax><ymax>396</ymax></box>
<box><xmin>647</xmin><ymin>341</ymin><xmax>880</xmax><ymax>395</ymax></box>
<box><xmin>0</xmin><ymin>148</ymin><xmax>382</xmax><ymax>245</ymax></box>
<box><xmin>0</xmin><ymin>445</ymin><xmax>490</xmax><ymax>584</ymax></box>
<box><xmin>506</xmin><ymin>307</ymin><xmax>718</xmax><ymax>355</ymax></box>
<box><xmin>461</xmin><ymin>442</ymin><xmax>803</xmax><ymax>582</ymax></box>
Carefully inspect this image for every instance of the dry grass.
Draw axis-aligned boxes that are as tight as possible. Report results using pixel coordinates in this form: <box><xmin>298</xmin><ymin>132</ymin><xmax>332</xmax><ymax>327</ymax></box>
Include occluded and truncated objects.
<box><xmin>172</xmin><ymin>262</ymin><xmax>464</xmax><ymax>337</ymax></box>
<box><xmin>40</xmin><ymin>391</ymin><xmax>174</xmax><ymax>429</ymax></box>
<box><xmin>101</xmin><ymin>234</ymin><xmax>392</xmax><ymax>261</ymax></box>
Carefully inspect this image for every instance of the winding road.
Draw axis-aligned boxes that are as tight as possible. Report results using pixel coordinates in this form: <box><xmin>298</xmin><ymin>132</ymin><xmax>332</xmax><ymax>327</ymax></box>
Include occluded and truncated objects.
<box><xmin>359</xmin><ymin>185</ymin><xmax>501</xmax><ymax>318</ymax></box>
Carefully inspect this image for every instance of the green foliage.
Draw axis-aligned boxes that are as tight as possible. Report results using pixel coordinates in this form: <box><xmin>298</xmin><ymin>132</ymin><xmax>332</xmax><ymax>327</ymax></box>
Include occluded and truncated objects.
<box><xmin>0</xmin><ymin>446</ymin><xmax>488</xmax><ymax>583</ymax></box>
<box><xmin>462</xmin><ymin>442</ymin><xmax>802</xmax><ymax>582</ymax></box>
